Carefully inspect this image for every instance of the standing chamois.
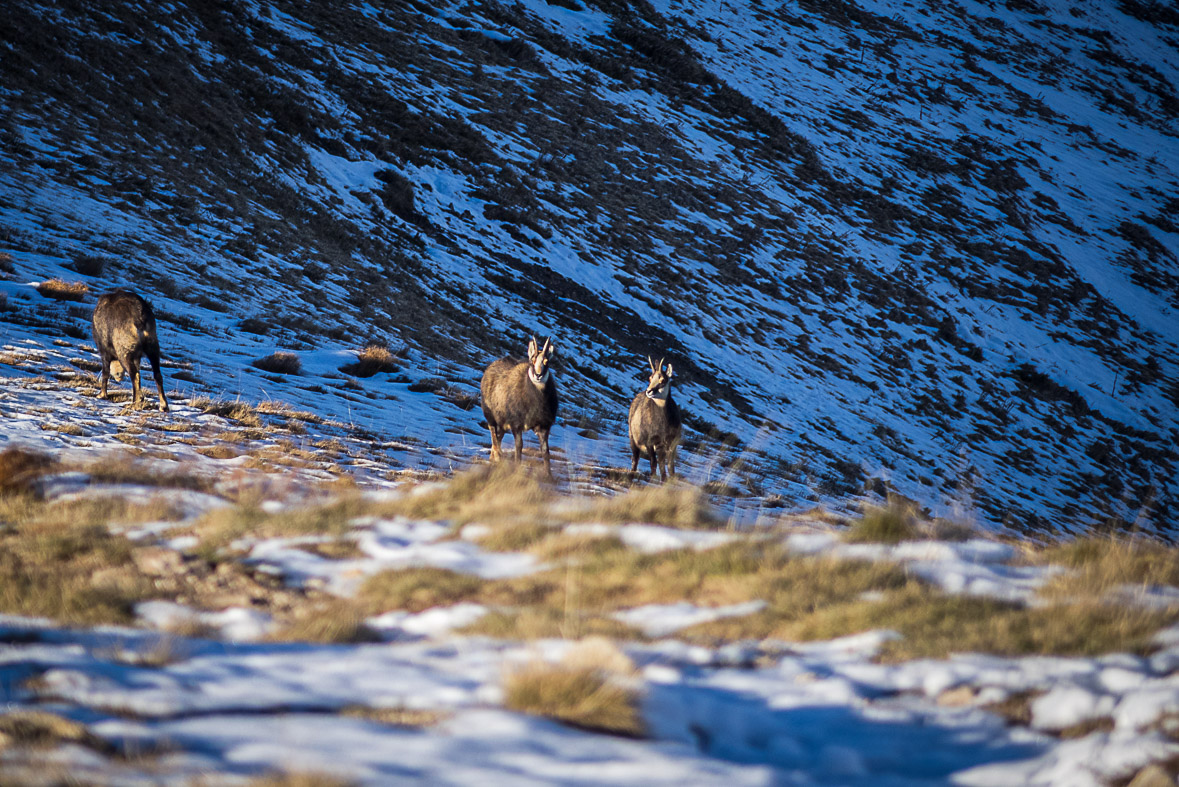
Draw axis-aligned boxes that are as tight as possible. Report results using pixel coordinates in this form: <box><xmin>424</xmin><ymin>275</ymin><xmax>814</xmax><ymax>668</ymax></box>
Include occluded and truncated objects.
<box><xmin>480</xmin><ymin>336</ymin><xmax>559</xmax><ymax>474</ymax></box>
<box><xmin>629</xmin><ymin>356</ymin><xmax>682</xmax><ymax>481</ymax></box>
<box><xmin>92</xmin><ymin>289</ymin><xmax>169</xmax><ymax>412</ymax></box>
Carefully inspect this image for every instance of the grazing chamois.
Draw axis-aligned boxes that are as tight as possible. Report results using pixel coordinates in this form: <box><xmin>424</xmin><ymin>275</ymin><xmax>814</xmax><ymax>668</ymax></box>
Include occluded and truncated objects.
<box><xmin>480</xmin><ymin>336</ymin><xmax>559</xmax><ymax>474</ymax></box>
<box><xmin>629</xmin><ymin>356</ymin><xmax>682</xmax><ymax>481</ymax></box>
<box><xmin>92</xmin><ymin>289</ymin><xmax>169</xmax><ymax>412</ymax></box>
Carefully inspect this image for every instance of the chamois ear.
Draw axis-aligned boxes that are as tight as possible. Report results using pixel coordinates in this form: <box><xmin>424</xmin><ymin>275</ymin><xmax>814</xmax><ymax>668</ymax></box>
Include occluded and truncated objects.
<box><xmin>528</xmin><ymin>336</ymin><xmax>538</xmax><ymax>359</ymax></box>
<box><xmin>648</xmin><ymin>355</ymin><xmax>657</xmax><ymax>373</ymax></box>
<box><xmin>666</xmin><ymin>363</ymin><xmax>673</xmax><ymax>377</ymax></box>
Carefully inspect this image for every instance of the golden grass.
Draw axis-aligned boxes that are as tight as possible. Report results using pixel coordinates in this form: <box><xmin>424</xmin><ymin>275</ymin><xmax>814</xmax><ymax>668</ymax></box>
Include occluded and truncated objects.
<box><xmin>339</xmin><ymin>705</ymin><xmax>449</xmax><ymax>728</ymax></box>
<box><xmin>386</xmin><ymin>464</ymin><xmax>553</xmax><ymax>525</ymax></box>
<box><xmin>0</xmin><ymin>495</ymin><xmax>163</xmax><ymax>624</ymax></box>
<box><xmin>190</xmin><ymin>396</ymin><xmax>264</xmax><ymax>427</ymax></box>
<box><xmin>296</xmin><ymin>539</ymin><xmax>365</xmax><ymax>560</ymax></box>
<box><xmin>577</xmin><ymin>481</ymin><xmax>719</xmax><ymax>529</ymax></box>
<box><xmin>690</xmin><ymin>580</ymin><xmax>1179</xmax><ymax>662</ymax></box>
<box><xmin>1037</xmin><ymin>536</ymin><xmax>1179</xmax><ymax>601</ymax></box>
<box><xmin>339</xmin><ymin>343</ymin><xmax>399</xmax><ymax>378</ymax></box>
<box><xmin>194</xmin><ymin>494</ymin><xmax>371</xmax><ymax>551</ymax></box>
<box><xmin>245</xmin><ymin>773</ymin><xmax>357</xmax><ymax>787</ymax></box>
<box><xmin>358</xmin><ymin>567</ymin><xmax>486</xmax><ymax>614</ymax></box>
<box><xmin>503</xmin><ymin>660</ymin><xmax>643</xmax><ymax>737</ymax></box>
<box><xmin>844</xmin><ymin>499</ymin><xmax>921</xmax><ymax>543</ymax></box>
<box><xmin>269</xmin><ymin>599</ymin><xmax>380</xmax><ymax>644</ymax></box>
<box><xmin>0</xmin><ymin>710</ymin><xmax>112</xmax><ymax>753</ymax></box>
<box><xmin>34</xmin><ymin>278</ymin><xmax>89</xmax><ymax>301</ymax></box>
<box><xmin>0</xmin><ymin>447</ymin><xmax>56</xmax><ymax>496</ymax></box>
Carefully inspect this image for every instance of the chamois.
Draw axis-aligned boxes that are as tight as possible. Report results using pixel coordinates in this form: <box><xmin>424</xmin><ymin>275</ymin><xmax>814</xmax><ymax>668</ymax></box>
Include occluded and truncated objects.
<box><xmin>91</xmin><ymin>289</ymin><xmax>169</xmax><ymax>412</ymax></box>
<box><xmin>480</xmin><ymin>336</ymin><xmax>559</xmax><ymax>474</ymax></box>
<box><xmin>628</xmin><ymin>356</ymin><xmax>681</xmax><ymax>481</ymax></box>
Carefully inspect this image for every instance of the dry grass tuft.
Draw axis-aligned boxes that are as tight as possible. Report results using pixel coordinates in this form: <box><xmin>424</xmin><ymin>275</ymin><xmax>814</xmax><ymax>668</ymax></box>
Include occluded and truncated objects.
<box><xmin>389</xmin><ymin>464</ymin><xmax>554</xmax><ymax>526</ymax></box>
<box><xmin>245</xmin><ymin>773</ymin><xmax>358</xmax><ymax>787</ymax></box>
<box><xmin>0</xmin><ymin>447</ymin><xmax>56</xmax><ymax>497</ymax></box>
<box><xmin>0</xmin><ymin>495</ymin><xmax>161</xmax><ymax>624</ymax></box>
<box><xmin>339</xmin><ymin>343</ymin><xmax>399</xmax><ymax>378</ymax></box>
<box><xmin>358</xmin><ymin>567</ymin><xmax>486</xmax><ymax>614</ymax></box>
<box><xmin>0</xmin><ymin>710</ymin><xmax>113</xmax><ymax>753</ymax></box>
<box><xmin>252</xmin><ymin>351</ymin><xmax>303</xmax><ymax>375</ymax></box>
<box><xmin>339</xmin><ymin>705</ymin><xmax>449</xmax><ymax>728</ymax></box>
<box><xmin>578</xmin><ymin>481</ymin><xmax>719</xmax><ymax>529</ymax></box>
<box><xmin>844</xmin><ymin>497</ymin><xmax>922</xmax><ymax>543</ymax></box>
<box><xmin>194</xmin><ymin>495</ymin><xmax>370</xmax><ymax>551</ymax></box>
<box><xmin>191</xmin><ymin>396</ymin><xmax>264</xmax><ymax>427</ymax></box>
<box><xmin>34</xmin><ymin>278</ymin><xmax>89</xmax><ymax>302</ymax></box>
<box><xmin>1038</xmin><ymin>536</ymin><xmax>1179</xmax><ymax>601</ymax></box>
<box><xmin>269</xmin><ymin>599</ymin><xmax>381</xmax><ymax>644</ymax></box>
<box><xmin>503</xmin><ymin>658</ymin><xmax>643</xmax><ymax>737</ymax></box>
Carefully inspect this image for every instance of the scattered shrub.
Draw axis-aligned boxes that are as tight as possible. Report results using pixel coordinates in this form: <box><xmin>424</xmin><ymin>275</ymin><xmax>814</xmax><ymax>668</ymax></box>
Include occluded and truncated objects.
<box><xmin>252</xmin><ymin>352</ymin><xmax>302</xmax><ymax>375</ymax></box>
<box><xmin>579</xmin><ymin>481</ymin><xmax>719</xmax><ymax>529</ymax></box>
<box><xmin>35</xmin><ymin>278</ymin><xmax>89</xmax><ymax>302</ymax></box>
<box><xmin>269</xmin><ymin>599</ymin><xmax>381</xmax><ymax>644</ymax></box>
<box><xmin>0</xmin><ymin>448</ymin><xmax>55</xmax><ymax>497</ymax></box>
<box><xmin>339</xmin><ymin>343</ymin><xmax>399</xmax><ymax>377</ymax></box>
<box><xmin>503</xmin><ymin>660</ymin><xmax>643</xmax><ymax>737</ymax></box>
<box><xmin>0</xmin><ymin>710</ymin><xmax>113</xmax><ymax>754</ymax></box>
<box><xmin>844</xmin><ymin>498</ymin><xmax>922</xmax><ymax>543</ymax></box>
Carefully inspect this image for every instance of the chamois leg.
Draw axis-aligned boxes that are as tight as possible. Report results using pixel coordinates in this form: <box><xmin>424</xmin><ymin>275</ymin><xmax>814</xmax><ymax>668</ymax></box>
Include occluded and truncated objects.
<box><xmin>537</xmin><ymin>427</ymin><xmax>552</xmax><ymax>477</ymax></box>
<box><xmin>630</xmin><ymin>441</ymin><xmax>640</xmax><ymax>474</ymax></box>
<box><xmin>648</xmin><ymin>447</ymin><xmax>657</xmax><ymax>479</ymax></box>
<box><xmin>511</xmin><ymin>427</ymin><xmax>524</xmax><ymax>462</ymax></box>
<box><xmin>123</xmin><ymin>355</ymin><xmax>142</xmax><ymax>409</ymax></box>
<box><xmin>98</xmin><ymin>353</ymin><xmax>110</xmax><ymax>399</ymax></box>
<box><xmin>488</xmin><ymin>424</ymin><xmax>504</xmax><ymax>462</ymax></box>
<box><xmin>146</xmin><ymin>346</ymin><xmax>169</xmax><ymax>412</ymax></box>
<box><xmin>668</xmin><ymin>444</ymin><xmax>678</xmax><ymax>478</ymax></box>
<box><xmin>657</xmin><ymin>448</ymin><xmax>669</xmax><ymax>483</ymax></box>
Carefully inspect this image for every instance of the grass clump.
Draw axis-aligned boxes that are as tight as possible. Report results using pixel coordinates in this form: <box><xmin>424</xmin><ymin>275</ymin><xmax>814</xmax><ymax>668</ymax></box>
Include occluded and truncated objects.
<box><xmin>694</xmin><ymin>580</ymin><xmax>1179</xmax><ymax>662</ymax></box>
<box><xmin>0</xmin><ymin>493</ymin><xmax>178</xmax><ymax>624</ymax></box>
<box><xmin>1037</xmin><ymin>535</ymin><xmax>1179</xmax><ymax>601</ymax></box>
<box><xmin>194</xmin><ymin>494</ymin><xmax>371</xmax><ymax>551</ymax></box>
<box><xmin>504</xmin><ymin>653</ymin><xmax>643</xmax><ymax>737</ymax></box>
<box><xmin>191</xmin><ymin>396</ymin><xmax>264</xmax><ymax>427</ymax></box>
<box><xmin>0</xmin><ymin>447</ymin><xmax>56</xmax><ymax>496</ymax></box>
<box><xmin>358</xmin><ymin>567</ymin><xmax>486</xmax><ymax>614</ymax></box>
<box><xmin>578</xmin><ymin>481</ymin><xmax>719</xmax><ymax>529</ymax></box>
<box><xmin>339</xmin><ymin>343</ymin><xmax>399</xmax><ymax>377</ymax></box>
<box><xmin>0</xmin><ymin>710</ymin><xmax>112</xmax><ymax>754</ymax></box>
<box><xmin>339</xmin><ymin>705</ymin><xmax>449</xmax><ymax>728</ymax></box>
<box><xmin>34</xmin><ymin>278</ymin><xmax>89</xmax><ymax>302</ymax></box>
<box><xmin>844</xmin><ymin>498</ymin><xmax>922</xmax><ymax>543</ymax></box>
<box><xmin>252</xmin><ymin>351</ymin><xmax>302</xmax><ymax>375</ymax></box>
<box><xmin>270</xmin><ymin>599</ymin><xmax>381</xmax><ymax>644</ymax></box>
<box><xmin>245</xmin><ymin>773</ymin><xmax>357</xmax><ymax>787</ymax></box>
<box><xmin>390</xmin><ymin>464</ymin><xmax>553</xmax><ymax>526</ymax></box>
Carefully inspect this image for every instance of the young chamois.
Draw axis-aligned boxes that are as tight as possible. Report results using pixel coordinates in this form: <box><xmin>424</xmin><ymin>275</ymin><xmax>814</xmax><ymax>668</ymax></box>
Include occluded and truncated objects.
<box><xmin>91</xmin><ymin>289</ymin><xmax>169</xmax><ymax>412</ymax></box>
<box><xmin>628</xmin><ymin>356</ymin><xmax>681</xmax><ymax>482</ymax></box>
<box><xmin>480</xmin><ymin>336</ymin><xmax>558</xmax><ymax>474</ymax></box>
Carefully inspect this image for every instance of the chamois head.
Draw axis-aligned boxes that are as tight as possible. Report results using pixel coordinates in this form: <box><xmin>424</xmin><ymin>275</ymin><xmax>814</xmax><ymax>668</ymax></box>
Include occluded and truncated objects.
<box><xmin>527</xmin><ymin>336</ymin><xmax>555</xmax><ymax>385</ymax></box>
<box><xmin>644</xmin><ymin>356</ymin><xmax>674</xmax><ymax>401</ymax></box>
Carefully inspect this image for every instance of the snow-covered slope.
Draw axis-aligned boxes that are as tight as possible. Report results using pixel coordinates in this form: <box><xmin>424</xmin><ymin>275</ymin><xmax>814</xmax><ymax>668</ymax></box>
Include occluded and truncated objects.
<box><xmin>2</xmin><ymin>0</ymin><xmax>1176</xmax><ymax>532</ymax></box>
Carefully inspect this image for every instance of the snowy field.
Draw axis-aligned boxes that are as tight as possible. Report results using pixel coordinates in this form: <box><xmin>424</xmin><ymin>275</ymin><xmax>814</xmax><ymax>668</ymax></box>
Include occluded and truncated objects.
<box><xmin>1</xmin><ymin>373</ymin><xmax>1178</xmax><ymax>785</ymax></box>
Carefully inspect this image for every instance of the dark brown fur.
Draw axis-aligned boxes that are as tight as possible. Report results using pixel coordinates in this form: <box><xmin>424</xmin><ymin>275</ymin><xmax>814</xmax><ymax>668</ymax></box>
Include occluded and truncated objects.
<box><xmin>480</xmin><ymin>337</ymin><xmax>558</xmax><ymax>474</ymax></box>
<box><xmin>92</xmin><ymin>289</ymin><xmax>169</xmax><ymax>412</ymax></box>
<box><xmin>629</xmin><ymin>357</ymin><xmax>682</xmax><ymax>481</ymax></box>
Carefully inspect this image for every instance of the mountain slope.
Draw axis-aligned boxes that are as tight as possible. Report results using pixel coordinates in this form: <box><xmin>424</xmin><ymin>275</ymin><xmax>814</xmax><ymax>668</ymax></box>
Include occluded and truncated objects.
<box><xmin>1</xmin><ymin>0</ymin><xmax>1176</xmax><ymax>532</ymax></box>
